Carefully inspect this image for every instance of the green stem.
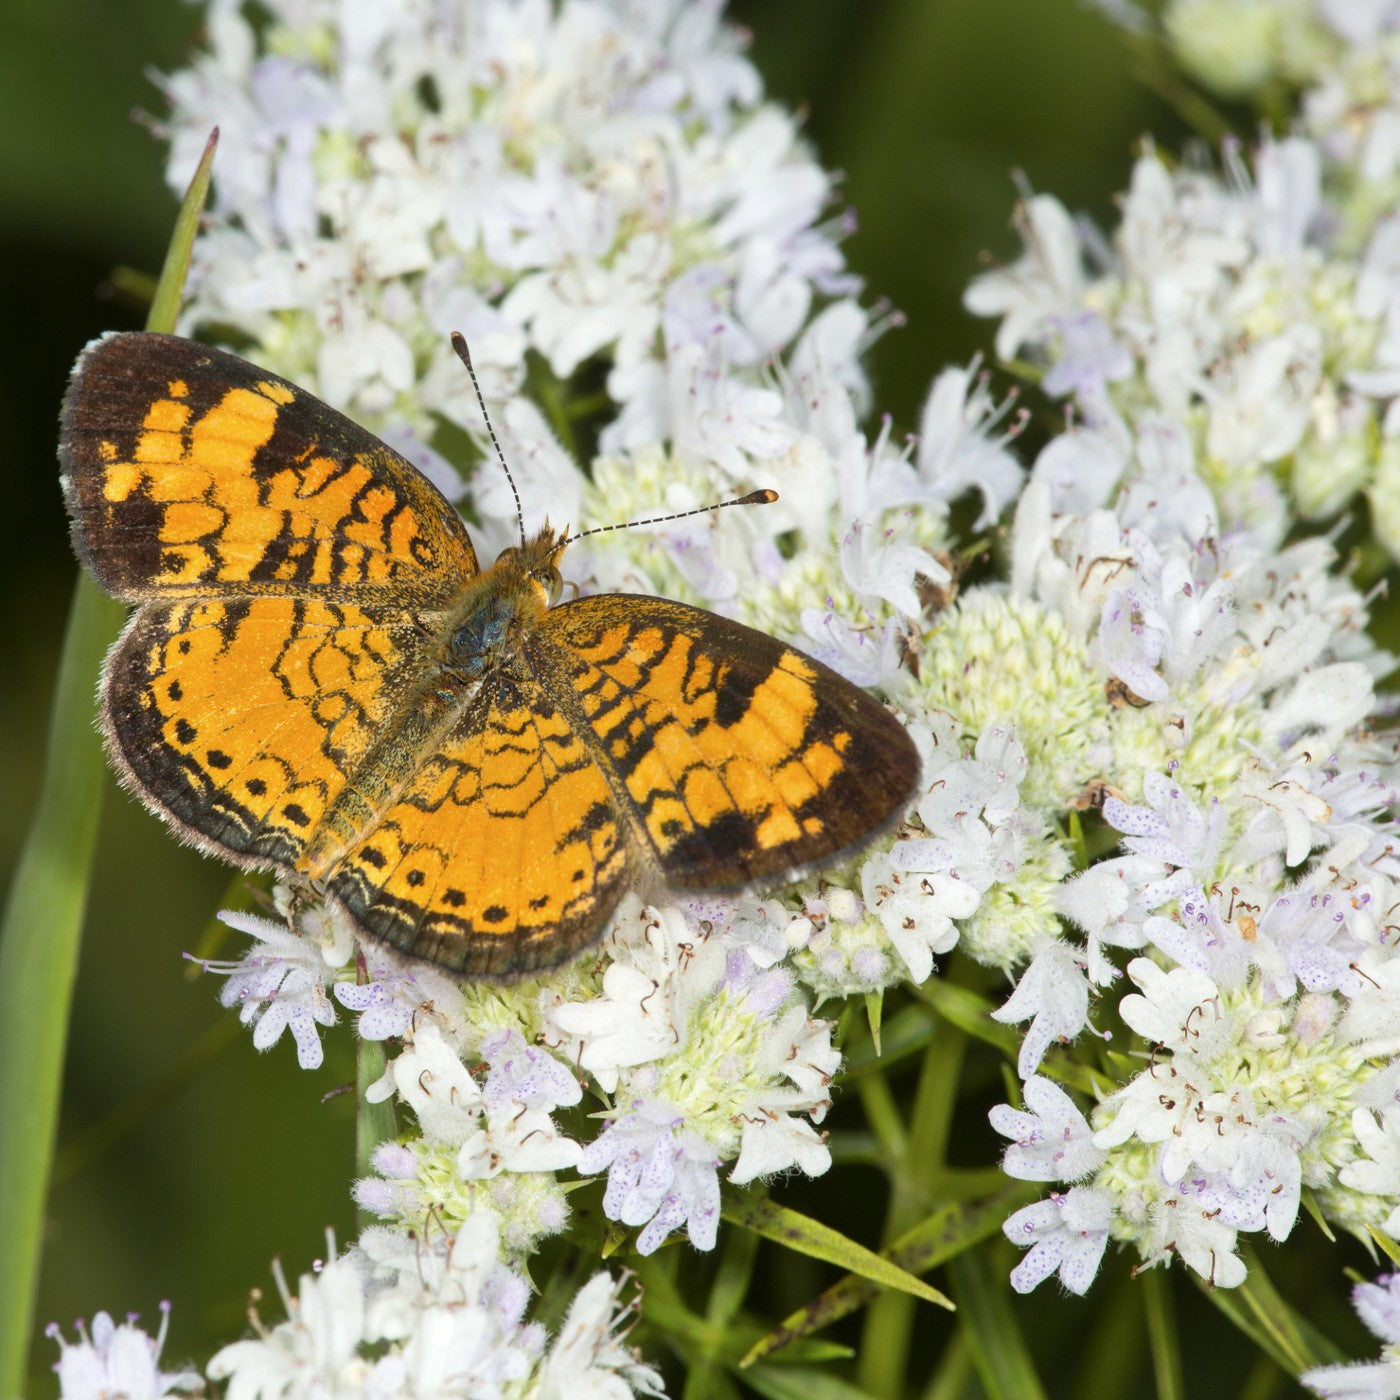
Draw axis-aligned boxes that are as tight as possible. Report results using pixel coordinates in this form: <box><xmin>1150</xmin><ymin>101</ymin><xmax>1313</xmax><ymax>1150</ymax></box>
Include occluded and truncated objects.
<box><xmin>857</xmin><ymin>1014</ymin><xmax>965</xmax><ymax>1398</ymax></box>
<box><xmin>353</xmin><ymin>949</ymin><xmax>396</xmax><ymax>1228</ymax></box>
<box><xmin>0</xmin><ymin>580</ymin><xmax>124</xmax><ymax>1396</ymax></box>
<box><xmin>0</xmin><ymin>128</ymin><xmax>217</xmax><ymax>1399</ymax></box>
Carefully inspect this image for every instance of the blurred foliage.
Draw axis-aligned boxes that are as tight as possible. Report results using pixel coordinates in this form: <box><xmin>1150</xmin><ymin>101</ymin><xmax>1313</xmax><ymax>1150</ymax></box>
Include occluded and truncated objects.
<box><xmin>4</xmin><ymin>0</ymin><xmax>1375</xmax><ymax>1395</ymax></box>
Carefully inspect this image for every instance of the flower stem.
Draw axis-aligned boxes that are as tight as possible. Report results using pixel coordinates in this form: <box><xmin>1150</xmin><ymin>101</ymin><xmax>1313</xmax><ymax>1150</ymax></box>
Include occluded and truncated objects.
<box><xmin>0</xmin><ymin>128</ymin><xmax>217</xmax><ymax>1398</ymax></box>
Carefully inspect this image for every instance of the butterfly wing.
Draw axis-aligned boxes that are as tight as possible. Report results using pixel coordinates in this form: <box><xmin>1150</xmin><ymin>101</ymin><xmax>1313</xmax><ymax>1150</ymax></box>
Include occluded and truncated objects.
<box><xmin>103</xmin><ymin>595</ymin><xmax>434</xmax><ymax>872</ymax></box>
<box><xmin>533</xmin><ymin>594</ymin><xmax>921</xmax><ymax>888</ymax></box>
<box><xmin>324</xmin><ymin>670</ymin><xmax>631</xmax><ymax>978</ymax></box>
<box><xmin>61</xmin><ymin>332</ymin><xmax>477</xmax><ymax>607</ymax></box>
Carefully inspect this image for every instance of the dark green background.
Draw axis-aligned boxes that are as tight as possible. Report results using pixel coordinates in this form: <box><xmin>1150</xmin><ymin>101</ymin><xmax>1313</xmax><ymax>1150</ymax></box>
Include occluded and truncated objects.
<box><xmin>6</xmin><ymin>2</ymin><xmax>1348</xmax><ymax>1395</ymax></box>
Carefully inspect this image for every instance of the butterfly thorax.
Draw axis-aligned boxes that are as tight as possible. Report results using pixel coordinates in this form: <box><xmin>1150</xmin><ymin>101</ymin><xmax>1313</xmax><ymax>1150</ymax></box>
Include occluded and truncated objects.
<box><xmin>439</xmin><ymin>525</ymin><xmax>566</xmax><ymax>682</ymax></box>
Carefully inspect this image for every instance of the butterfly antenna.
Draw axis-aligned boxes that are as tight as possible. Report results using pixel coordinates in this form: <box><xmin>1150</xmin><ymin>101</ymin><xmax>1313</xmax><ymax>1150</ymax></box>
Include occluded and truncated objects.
<box><xmin>451</xmin><ymin>331</ymin><xmax>526</xmax><ymax>550</ymax></box>
<box><xmin>563</xmin><ymin>489</ymin><xmax>778</xmax><ymax>546</ymax></box>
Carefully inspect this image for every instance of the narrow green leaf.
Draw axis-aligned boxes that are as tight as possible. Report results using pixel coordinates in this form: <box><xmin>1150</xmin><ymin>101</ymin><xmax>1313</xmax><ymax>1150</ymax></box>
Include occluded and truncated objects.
<box><xmin>918</xmin><ymin>1329</ymin><xmax>973</xmax><ymax>1400</ymax></box>
<box><xmin>0</xmin><ymin>131</ymin><xmax>217</xmax><ymax>1399</ymax></box>
<box><xmin>1141</xmin><ymin>1268</ymin><xmax>1184</xmax><ymax>1400</ymax></box>
<box><xmin>1066</xmin><ymin>1268</ymin><xmax>1148</xmax><ymax>1400</ymax></box>
<box><xmin>148</xmin><ymin>127</ymin><xmax>219</xmax><ymax>334</ymax></box>
<box><xmin>721</xmin><ymin>1189</ymin><xmax>953</xmax><ymax>1345</ymax></box>
<box><xmin>744</xmin><ymin>1185</ymin><xmax>1026</xmax><ymax>1365</ymax></box>
<box><xmin>0</xmin><ymin>581</ymin><xmax>125</xmax><ymax>1398</ymax></box>
<box><xmin>1368</xmin><ymin>1226</ymin><xmax>1400</xmax><ymax>1268</ymax></box>
<box><xmin>681</xmin><ymin>1363</ymin><xmax>743</xmax><ymax>1400</ymax></box>
<box><xmin>741</xmin><ymin>1365</ymin><xmax>883</xmax><ymax>1400</ymax></box>
<box><xmin>706</xmin><ymin>1211</ymin><xmax>761</xmax><ymax>1328</ymax></box>
<box><xmin>949</xmin><ymin>1248</ymin><xmax>1049</xmax><ymax>1400</ymax></box>
<box><xmin>1199</xmin><ymin>1249</ymin><xmax>1345</xmax><ymax>1376</ymax></box>
<box><xmin>863</xmin><ymin>989</ymin><xmax>883</xmax><ymax>1056</ymax></box>
<box><xmin>909</xmin><ymin>978</ymin><xmax>1017</xmax><ymax>1056</ymax></box>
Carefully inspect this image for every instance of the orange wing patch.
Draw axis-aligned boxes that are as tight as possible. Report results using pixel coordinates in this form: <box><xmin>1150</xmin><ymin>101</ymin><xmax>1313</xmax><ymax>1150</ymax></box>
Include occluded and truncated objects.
<box><xmin>61</xmin><ymin>332</ymin><xmax>477</xmax><ymax>606</ymax></box>
<box><xmin>103</xmin><ymin>595</ymin><xmax>430</xmax><ymax>871</ymax></box>
<box><xmin>326</xmin><ymin>678</ymin><xmax>630</xmax><ymax>978</ymax></box>
<box><xmin>536</xmin><ymin>595</ymin><xmax>916</xmax><ymax>889</ymax></box>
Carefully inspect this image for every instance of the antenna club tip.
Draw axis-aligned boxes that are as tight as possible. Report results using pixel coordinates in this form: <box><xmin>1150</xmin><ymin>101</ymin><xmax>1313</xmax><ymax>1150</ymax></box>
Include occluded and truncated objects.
<box><xmin>744</xmin><ymin>488</ymin><xmax>778</xmax><ymax>505</ymax></box>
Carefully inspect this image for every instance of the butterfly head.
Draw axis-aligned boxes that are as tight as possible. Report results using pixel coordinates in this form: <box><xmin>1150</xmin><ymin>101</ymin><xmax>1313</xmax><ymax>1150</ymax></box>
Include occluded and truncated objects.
<box><xmin>492</xmin><ymin>523</ymin><xmax>569</xmax><ymax>607</ymax></box>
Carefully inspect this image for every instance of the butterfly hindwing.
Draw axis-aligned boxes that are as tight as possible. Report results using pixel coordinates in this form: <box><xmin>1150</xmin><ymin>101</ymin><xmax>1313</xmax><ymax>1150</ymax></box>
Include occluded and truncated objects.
<box><xmin>326</xmin><ymin>671</ymin><xmax>631</xmax><ymax>978</ymax></box>
<box><xmin>61</xmin><ymin>332</ymin><xmax>477</xmax><ymax>606</ymax></box>
<box><xmin>533</xmin><ymin>594</ymin><xmax>921</xmax><ymax>888</ymax></box>
<box><xmin>102</xmin><ymin>594</ymin><xmax>433</xmax><ymax>872</ymax></box>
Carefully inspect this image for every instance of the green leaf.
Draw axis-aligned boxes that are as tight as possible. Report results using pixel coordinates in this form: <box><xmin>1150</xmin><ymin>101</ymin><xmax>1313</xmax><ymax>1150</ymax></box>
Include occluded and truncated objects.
<box><xmin>741</xmin><ymin>1365</ymin><xmax>883</xmax><ymax>1400</ymax></box>
<box><xmin>1200</xmin><ymin>1248</ymin><xmax>1346</xmax><ymax>1376</ymax></box>
<box><xmin>1141</xmin><ymin>1268</ymin><xmax>1185</xmax><ymax>1400</ymax></box>
<box><xmin>0</xmin><ymin>580</ymin><xmax>126</xmax><ymax>1399</ymax></box>
<box><xmin>148</xmin><ymin>127</ymin><xmax>218</xmax><ymax>334</ymax></box>
<box><xmin>863</xmin><ymin>989</ymin><xmax>883</xmax><ymax>1056</ymax></box>
<box><xmin>1369</xmin><ymin>1226</ymin><xmax>1400</xmax><ymax>1268</ymax></box>
<box><xmin>0</xmin><ymin>129</ymin><xmax>216</xmax><ymax>1400</ymax></box>
<box><xmin>743</xmin><ymin>1184</ymin><xmax>1027</xmax><ymax>1365</ymax></box>
<box><xmin>722</xmin><ymin>1189</ymin><xmax>953</xmax><ymax>1324</ymax></box>
<box><xmin>950</xmin><ymin>1247</ymin><xmax>1049</xmax><ymax>1400</ymax></box>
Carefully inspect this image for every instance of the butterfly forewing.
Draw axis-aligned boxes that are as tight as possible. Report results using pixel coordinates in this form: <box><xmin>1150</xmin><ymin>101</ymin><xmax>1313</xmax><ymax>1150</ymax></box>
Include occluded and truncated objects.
<box><xmin>61</xmin><ymin>332</ymin><xmax>478</xmax><ymax>607</ymax></box>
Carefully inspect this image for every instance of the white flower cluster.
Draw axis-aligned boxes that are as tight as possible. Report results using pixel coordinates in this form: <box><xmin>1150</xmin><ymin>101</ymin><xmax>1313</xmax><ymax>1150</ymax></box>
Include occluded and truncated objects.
<box><xmin>89</xmin><ymin>0</ymin><xmax>1400</xmax><ymax>1385</ymax></box>
<box><xmin>159</xmin><ymin>0</ymin><xmax>1025</xmax><ymax>1299</ymax></box>
<box><xmin>48</xmin><ymin>1222</ymin><xmax>662</xmax><ymax>1400</ymax></box>
<box><xmin>967</xmin><ymin>129</ymin><xmax>1400</xmax><ymax>552</ymax></box>
<box><xmin>160</xmin><ymin>0</ymin><xmax>870</xmax><ymax>558</ymax></box>
<box><xmin>959</xmin><ymin>382</ymin><xmax>1399</xmax><ymax>1292</ymax></box>
<box><xmin>957</xmin><ymin>3</ymin><xmax>1400</xmax><ymax>1298</ymax></box>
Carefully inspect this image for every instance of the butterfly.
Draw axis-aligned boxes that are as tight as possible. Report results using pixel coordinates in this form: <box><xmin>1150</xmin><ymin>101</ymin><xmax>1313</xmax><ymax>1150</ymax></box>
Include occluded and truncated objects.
<box><xmin>60</xmin><ymin>332</ymin><xmax>921</xmax><ymax>978</ymax></box>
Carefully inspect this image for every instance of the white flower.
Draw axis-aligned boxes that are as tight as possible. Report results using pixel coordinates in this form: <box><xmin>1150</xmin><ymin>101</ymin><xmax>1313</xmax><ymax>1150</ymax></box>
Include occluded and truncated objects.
<box><xmin>48</xmin><ymin>1305</ymin><xmax>201</xmax><ymax>1400</ymax></box>
<box><xmin>992</xmin><ymin>939</ymin><xmax>1091</xmax><ymax>1078</ymax></box>
<box><xmin>1104</xmin><ymin>770</ymin><xmax>1227</xmax><ymax>876</ymax></box>
<box><xmin>332</xmin><ymin>948</ymin><xmax>468</xmax><ymax>1045</ymax></box>
<box><xmin>914</xmin><ymin>363</ymin><xmax>1026</xmax><ymax>527</ymax></box>
<box><xmin>535</xmin><ymin>1274</ymin><xmax>666</xmax><ymax>1400</ymax></box>
<box><xmin>1001</xmin><ymin>1187</ymin><xmax>1114</xmax><ymax>1295</ymax></box>
<box><xmin>205</xmin><ymin>909</ymin><xmax>348</xmax><ymax>1069</ymax></box>
<box><xmin>547</xmin><ymin>901</ymin><xmax>727</xmax><ymax>1093</ymax></box>
<box><xmin>1303</xmin><ymin>1358</ymin><xmax>1400</xmax><ymax>1398</ymax></box>
<box><xmin>1143</xmin><ymin>1190</ymin><xmax>1248</xmax><ymax>1288</ymax></box>
<box><xmin>1339</xmin><ymin>1110</ymin><xmax>1400</xmax><ymax>1234</ymax></box>
<box><xmin>578</xmin><ymin>1095</ymin><xmax>722</xmax><ymax>1255</ymax></box>
<box><xmin>1113</xmin><ymin>958</ymin><xmax>1223</xmax><ymax>1052</ymax></box>
<box><xmin>207</xmin><ymin>1250</ymin><xmax>369</xmax><ymax>1400</ymax></box>
<box><xmin>963</xmin><ymin>194</ymin><xmax>1087</xmax><ymax>360</ymax></box>
<box><xmin>371</xmin><ymin>1022</ymin><xmax>483</xmax><ymax>1145</ymax></box>
<box><xmin>989</xmin><ymin>1076</ymin><xmax>1106</xmax><ymax>1182</ymax></box>
<box><xmin>860</xmin><ymin>849</ymin><xmax>977</xmax><ymax>985</ymax></box>
<box><xmin>1305</xmin><ymin>1277</ymin><xmax>1400</xmax><ymax>1399</ymax></box>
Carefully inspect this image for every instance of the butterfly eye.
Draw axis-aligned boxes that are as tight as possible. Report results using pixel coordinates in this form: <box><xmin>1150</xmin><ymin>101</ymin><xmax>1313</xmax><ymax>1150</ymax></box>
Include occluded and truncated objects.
<box><xmin>540</xmin><ymin>564</ymin><xmax>563</xmax><ymax>604</ymax></box>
